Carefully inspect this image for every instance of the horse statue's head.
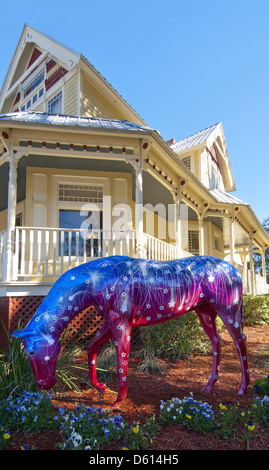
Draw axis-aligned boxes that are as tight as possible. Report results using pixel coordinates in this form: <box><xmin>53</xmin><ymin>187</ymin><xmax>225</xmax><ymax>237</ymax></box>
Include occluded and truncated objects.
<box><xmin>12</xmin><ymin>328</ymin><xmax>61</xmax><ymax>390</ymax></box>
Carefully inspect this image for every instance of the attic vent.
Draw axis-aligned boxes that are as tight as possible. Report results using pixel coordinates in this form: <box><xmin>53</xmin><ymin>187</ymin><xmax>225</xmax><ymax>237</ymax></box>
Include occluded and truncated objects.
<box><xmin>181</xmin><ymin>156</ymin><xmax>191</xmax><ymax>171</ymax></box>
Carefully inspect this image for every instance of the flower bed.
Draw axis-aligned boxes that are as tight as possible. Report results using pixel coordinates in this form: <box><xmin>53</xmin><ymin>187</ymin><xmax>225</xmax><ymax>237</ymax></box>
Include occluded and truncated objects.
<box><xmin>1</xmin><ymin>325</ymin><xmax>269</xmax><ymax>451</ymax></box>
<box><xmin>1</xmin><ymin>390</ymin><xmax>269</xmax><ymax>450</ymax></box>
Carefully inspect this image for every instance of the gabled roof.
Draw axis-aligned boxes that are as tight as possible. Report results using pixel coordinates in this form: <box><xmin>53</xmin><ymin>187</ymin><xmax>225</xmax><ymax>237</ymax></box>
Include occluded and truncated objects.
<box><xmin>170</xmin><ymin>123</ymin><xmax>220</xmax><ymax>153</ymax></box>
<box><xmin>0</xmin><ymin>24</ymin><xmax>147</xmax><ymax>125</ymax></box>
<box><xmin>170</xmin><ymin>122</ymin><xmax>235</xmax><ymax>193</ymax></box>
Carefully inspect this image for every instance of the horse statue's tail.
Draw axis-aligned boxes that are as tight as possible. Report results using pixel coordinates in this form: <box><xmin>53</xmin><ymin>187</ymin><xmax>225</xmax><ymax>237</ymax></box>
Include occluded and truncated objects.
<box><xmin>238</xmin><ymin>300</ymin><xmax>244</xmax><ymax>330</ymax></box>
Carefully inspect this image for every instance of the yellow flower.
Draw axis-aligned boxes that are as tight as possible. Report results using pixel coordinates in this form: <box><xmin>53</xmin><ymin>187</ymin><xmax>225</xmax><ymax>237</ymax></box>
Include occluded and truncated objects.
<box><xmin>245</xmin><ymin>423</ymin><xmax>255</xmax><ymax>431</ymax></box>
<box><xmin>132</xmin><ymin>424</ymin><xmax>140</xmax><ymax>434</ymax></box>
<box><xmin>241</xmin><ymin>412</ymin><xmax>246</xmax><ymax>417</ymax></box>
<box><xmin>122</xmin><ymin>447</ymin><xmax>129</xmax><ymax>450</ymax></box>
<box><xmin>3</xmin><ymin>433</ymin><xmax>10</xmax><ymax>440</ymax></box>
<box><xmin>186</xmin><ymin>414</ymin><xmax>192</xmax><ymax>420</ymax></box>
<box><xmin>219</xmin><ymin>403</ymin><xmax>227</xmax><ymax>410</ymax></box>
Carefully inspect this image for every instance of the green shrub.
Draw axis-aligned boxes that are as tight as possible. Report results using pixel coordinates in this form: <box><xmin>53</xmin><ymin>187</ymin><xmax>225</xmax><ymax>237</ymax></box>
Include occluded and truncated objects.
<box><xmin>253</xmin><ymin>375</ymin><xmax>269</xmax><ymax>395</ymax></box>
<box><xmin>140</xmin><ymin>312</ymin><xmax>218</xmax><ymax>360</ymax></box>
<box><xmin>242</xmin><ymin>295</ymin><xmax>269</xmax><ymax>326</ymax></box>
<box><xmin>0</xmin><ymin>322</ymin><xmax>38</xmax><ymax>399</ymax></box>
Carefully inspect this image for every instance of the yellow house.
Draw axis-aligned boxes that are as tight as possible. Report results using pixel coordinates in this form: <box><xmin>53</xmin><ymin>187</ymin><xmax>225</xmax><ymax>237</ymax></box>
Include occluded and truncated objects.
<box><xmin>0</xmin><ymin>24</ymin><xmax>268</xmax><ymax>308</ymax></box>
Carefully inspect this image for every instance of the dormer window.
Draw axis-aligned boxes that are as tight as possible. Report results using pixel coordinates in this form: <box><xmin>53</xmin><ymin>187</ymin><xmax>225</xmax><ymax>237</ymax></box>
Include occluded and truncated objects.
<box><xmin>20</xmin><ymin>68</ymin><xmax>45</xmax><ymax>111</ymax></box>
<box><xmin>23</xmin><ymin>70</ymin><xmax>45</xmax><ymax>99</ymax></box>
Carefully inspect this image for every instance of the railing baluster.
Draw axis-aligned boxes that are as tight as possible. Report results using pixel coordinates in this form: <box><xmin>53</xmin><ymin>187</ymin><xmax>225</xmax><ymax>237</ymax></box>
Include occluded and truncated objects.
<box><xmin>60</xmin><ymin>231</ymin><xmax>64</xmax><ymax>275</ymax></box>
<box><xmin>28</xmin><ymin>229</ymin><xmax>33</xmax><ymax>276</ymax></box>
<box><xmin>104</xmin><ymin>230</ymin><xmax>109</xmax><ymax>257</ymax></box>
<box><xmin>75</xmin><ymin>231</ymin><xmax>79</xmax><ymax>265</ymax></box>
<box><xmin>112</xmin><ymin>231</ymin><xmax>116</xmax><ymax>256</ymax></box>
<box><xmin>37</xmin><ymin>230</ymin><xmax>42</xmax><ymax>275</ymax></box>
<box><xmin>126</xmin><ymin>231</ymin><xmax>130</xmax><ymax>257</ymax></box>
<box><xmin>98</xmin><ymin>230</ymin><xmax>101</xmax><ymax>258</ymax></box>
<box><xmin>68</xmin><ymin>231</ymin><xmax>72</xmax><ymax>269</ymax></box>
<box><xmin>52</xmin><ymin>230</ymin><xmax>57</xmax><ymax>276</ymax></box>
<box><xmin>83</xmin><ymin>232</ymin><xmax>87</xmax><ymax>263</ymax></box>
<box><xmin>89</xmin><ymin>231</ymin><xmax>93</xmax><ymax>259</ymax></box>
<box><xmin>119</xmin><ymin>232</ymin><xmax>123</xmax><ymax>256</ymax></box>
<box><xmin>14</xmin><ymin>227</ymin><xmax>20</xmax><ymax>277</ymax></box>
<box><xmin>44</xmin><ymin>230</ymin><xmax>49</xmax><ymax>275</ymax></box>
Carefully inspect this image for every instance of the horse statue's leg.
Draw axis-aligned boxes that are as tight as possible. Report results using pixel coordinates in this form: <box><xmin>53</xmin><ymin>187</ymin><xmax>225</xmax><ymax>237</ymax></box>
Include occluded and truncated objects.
<box><xmin>195</xmin><ymin>306</ymin><xmax>221</xmax><ymax>392</ymax></box>
<box><xmin>108</xmin><ymin>312</ymin><xmax>132</xmax><ymax>407</ymax></box>
<box><xmin>87</xmin><ymin>322</ymin><xmax>112</xmax><ymax>395</ymax></box>
<box><xmin>218</xmin><ymin>303</ymin><xmax>249</xmax><ymax>395</ymax></box>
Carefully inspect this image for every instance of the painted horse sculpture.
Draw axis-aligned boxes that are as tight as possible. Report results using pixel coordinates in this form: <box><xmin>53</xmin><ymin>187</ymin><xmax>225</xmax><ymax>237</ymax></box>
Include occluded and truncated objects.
<box><xmin>12</xmin><ymin>255</ymin><xmax>249</xmax><ymax>406</ymax></box>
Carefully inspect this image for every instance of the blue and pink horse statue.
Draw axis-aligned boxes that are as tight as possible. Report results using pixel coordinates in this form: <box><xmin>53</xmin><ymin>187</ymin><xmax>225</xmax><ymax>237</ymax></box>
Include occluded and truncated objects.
<box><xmin>12</xmin><ymin>255</ymin><xmax>249</xmax><ymax>407</ymax></box>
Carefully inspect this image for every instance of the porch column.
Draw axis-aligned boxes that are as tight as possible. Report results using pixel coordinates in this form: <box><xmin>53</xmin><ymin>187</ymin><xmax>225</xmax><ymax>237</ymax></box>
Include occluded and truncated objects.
<box><xmin>241</xmin><ymin>254</ymin><xmax>248</xmax><ymax>294</ymax></box>
<box><xmin>261</xmin><ymin>248</ymin><xmax>268</xmax><ymax>293</ymax></box>
<box><xmin>248</xmin><ymin>238</ymin><xmax>255</xmax><ymax>295</ymax></box>
<box><xmin>198</xmin><ymin>214</ymin><xmax>205</xmax><ymax>256</ymax></box>
<box><xmin>173</xmin><ymin>194</ymin><xmax>181</xmax><ymax>258</ymax></box>
<box><xmin>6</xmin><ymin>153</ymin><xmax>17</xmax><ymax>282</ymax></box>
<box><xmin>229</xmin><ymin>216</ymin><xmax>235</xmax><ymax>265</ymax></box>
<box><xmin>135</xmin><ymin>163</ymin><xmax>144</xmax><ymax>258</ymax></box>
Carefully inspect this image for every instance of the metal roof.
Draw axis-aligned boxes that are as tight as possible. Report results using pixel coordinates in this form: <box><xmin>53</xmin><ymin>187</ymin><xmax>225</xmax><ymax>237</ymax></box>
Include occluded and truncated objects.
<box><xmin>0</xmin><ymin>112</ymin><xmax>154</xmax><ymax>133</ymax></box>
<box><xmin>209</xmin><ymin>188</ymin><xmax>247</xmax><ymax>205</ymax></box>
<box><xmin>170</xmin><ymin>123</ymin><xmax>220</xmax><ymax>152</ymax></box>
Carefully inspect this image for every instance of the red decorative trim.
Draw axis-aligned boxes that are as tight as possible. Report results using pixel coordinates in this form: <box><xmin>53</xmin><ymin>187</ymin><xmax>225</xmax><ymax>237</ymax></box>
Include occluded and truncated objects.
<box><xmin>28</xmin><ymin>48</ymin><xmax>42</xmax><ymax>69</ymax></box>
<box><xmin>46</xmin><ymin>59</ymin><xmax>57</xmax><ymax>73</ymax></box>
<box><xmin>45</xmin><ymin>67</ymin><xmax>68</xmax><ymax>91</ymax></box>
<box><xmin>14</xmin><ymin>92</ymin><xmax>20</xmax><ymax>105</ymax></box>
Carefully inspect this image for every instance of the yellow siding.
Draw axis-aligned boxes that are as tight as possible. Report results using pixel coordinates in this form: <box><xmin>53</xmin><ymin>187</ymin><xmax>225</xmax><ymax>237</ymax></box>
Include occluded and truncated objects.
<box><xmin>194</xmin><ymin>150</ymin><xmax>199</xmax><ymax>178</ymax></box>
<box><xmin>132</xmin><ymin>201</ymin><xmax>172</xmax><ymax>243</ymax></box>
<box><xmin>0</xmin><ymin>209</ymin><xmax>7</xmax><ymax>232</ymax></box>
<box><xmin>64</xmin><ymin>73</ymin><xmax>78</xmax><ymax>116</ymax></box>
<box><xmin>83</xmin><ymin>76</ymin><xmax>125</xmax><ymax>120</ymax></box>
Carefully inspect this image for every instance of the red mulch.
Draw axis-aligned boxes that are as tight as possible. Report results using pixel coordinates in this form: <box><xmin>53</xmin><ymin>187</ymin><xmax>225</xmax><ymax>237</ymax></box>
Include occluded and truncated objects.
<box><xmin>7</xmin><ymin>325</ymin><xmax>269</xmax><ymax>452</ymax></box>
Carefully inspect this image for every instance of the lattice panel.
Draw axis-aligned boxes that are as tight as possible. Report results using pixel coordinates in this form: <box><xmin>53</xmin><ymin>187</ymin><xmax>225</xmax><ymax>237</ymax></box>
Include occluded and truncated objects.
<box><xmin>9</xmin><ymin>296</ymin><xmax>45</xmax><ymax>332</ymax></box>
<box><xmin>7</xmin><ymin>297</ymin><xmax>141</xmax><ymax>348</ymax></box>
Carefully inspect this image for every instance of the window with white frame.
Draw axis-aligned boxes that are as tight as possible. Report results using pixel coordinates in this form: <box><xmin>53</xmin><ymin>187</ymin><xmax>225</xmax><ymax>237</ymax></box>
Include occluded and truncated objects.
<box><xmin>21</xmin><ymin>69</ymin><xmax>45</xmax><ymax>111</ymax></box>
<box><xmin>48</xmin><ymin>91</ymin><xmax>62</xmax><ymax>114</ymax></box>
<box><xmin>57</xmin><ymin>182</ymin><xmax>104</xmax><ymax>257</ymax></box>
<box><xmin>188</xmin><ymin>230</ymin><xmax>199</xmax><ymax>255</ymax></box>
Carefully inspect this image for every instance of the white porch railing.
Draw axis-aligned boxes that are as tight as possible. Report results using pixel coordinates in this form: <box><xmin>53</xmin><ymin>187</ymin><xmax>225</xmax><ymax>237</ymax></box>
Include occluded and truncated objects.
<box><xmin>12</xmin><ymin>227</ymin><xmax>182</xmax><ymax>279</ymax></box>
<box><xmin>234</xmin><ymin>262</ymin><xmax>269</xmax><ymax>295</ymax></box>
<box><xmin>13</xmin><ymin>227</ymin><xmax>136</xmax><ymax>278</ymax></box>
<box><xmin>0</xmin><ymin>231</ymin><xmax>7</xmax><ymax>281</ymax></box>
<box><xmin>1</xmin><ymin>227</ymin><xmax>267</xmax><ymax>294</ymax></box>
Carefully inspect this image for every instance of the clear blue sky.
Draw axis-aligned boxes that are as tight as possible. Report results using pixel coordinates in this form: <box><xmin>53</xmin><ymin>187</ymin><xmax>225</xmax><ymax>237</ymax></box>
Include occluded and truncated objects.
<box><xmin>1</xmin><ymin>0</ymin><xmax>268</xmax><ymax>224</ymax></box>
